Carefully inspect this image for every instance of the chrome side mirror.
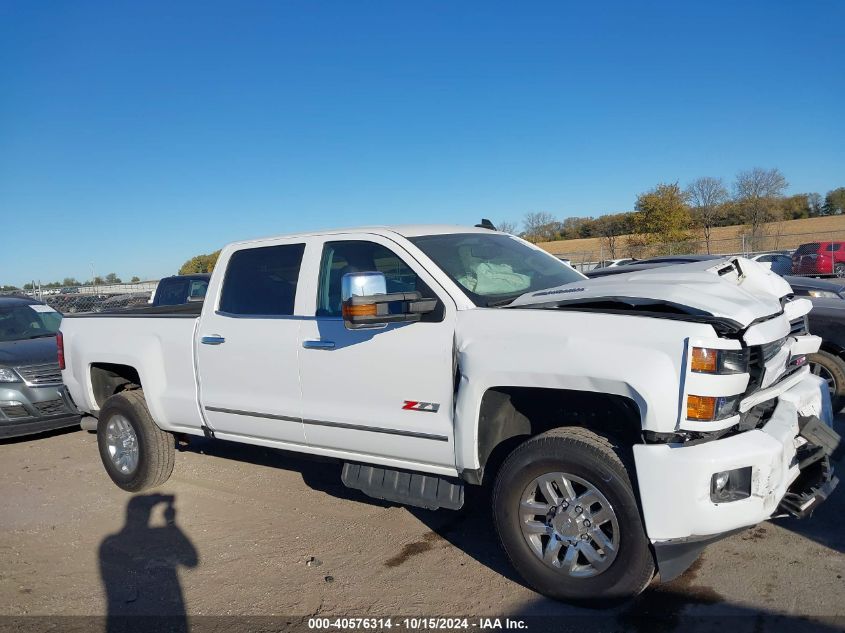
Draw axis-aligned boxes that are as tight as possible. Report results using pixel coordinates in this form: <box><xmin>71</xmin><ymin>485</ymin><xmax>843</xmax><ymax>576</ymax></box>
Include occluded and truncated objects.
<box><xmin>341</xmin><ymin>271</ymin><xmax>387</xmax><ymax>302</ymax></box>
<box><xmin>340</xmin><ymin>271</ymin><xmax>437</xmax><ymax>330</ymax></box>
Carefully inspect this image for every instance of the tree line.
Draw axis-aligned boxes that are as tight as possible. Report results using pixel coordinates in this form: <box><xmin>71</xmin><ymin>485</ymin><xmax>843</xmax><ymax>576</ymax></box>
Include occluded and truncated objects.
<box><xmin>1</xmin><ymin>274</ymin><xmax>144</xmax><ymax>292</ymax></box>
<box><xmin>502</xmin><ymin>170</ymin><xmax>844</xmax><ymax>257</ymax></box>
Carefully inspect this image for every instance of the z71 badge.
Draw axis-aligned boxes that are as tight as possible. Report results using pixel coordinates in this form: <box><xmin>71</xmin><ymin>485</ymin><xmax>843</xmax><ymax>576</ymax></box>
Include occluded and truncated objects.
<box><xmin>402</xmin><ymin>400</ymin><xmax>440</xmax><ymax>413</ymax></box>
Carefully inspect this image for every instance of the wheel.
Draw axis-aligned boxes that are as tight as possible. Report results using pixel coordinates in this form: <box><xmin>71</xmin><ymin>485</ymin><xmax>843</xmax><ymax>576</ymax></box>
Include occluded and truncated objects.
<box><xmin>493</xmin><ymin>427</ymin><xmax>654</xmax><ymax>604</ymax></box>
<box><xmin>808</xmin><ymin>350</ymin><xmax>845</xmax><ymax>412</ymax></box>
<box><xmin>97</xmin><ymin>390</ymin><xmax>175</xmax><ymax>492</ymax></box>
<box><xmin>835</xmin><ymin>263</ymin><xmax>845</xmax><ymax>278</ymax></box>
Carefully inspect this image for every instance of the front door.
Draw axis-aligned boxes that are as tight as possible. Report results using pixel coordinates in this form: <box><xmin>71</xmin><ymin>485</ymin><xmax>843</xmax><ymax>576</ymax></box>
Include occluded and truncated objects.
<box><xmin>196</xmin><ymin>238</ymin><xmax>308</xmax><ymax>446</ymax></box>
<box><xmin>298</xmin><ymin>235</ymin><xmax>457</xmax><ymax>470</ymax></box>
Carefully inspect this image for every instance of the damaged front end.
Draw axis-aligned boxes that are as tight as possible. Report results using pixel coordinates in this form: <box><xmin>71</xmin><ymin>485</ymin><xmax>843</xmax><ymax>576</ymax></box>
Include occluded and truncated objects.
<box><xmin>776</xmin><ymin>415</ymin><xmax>841</xmax><ymax>519</ymax></box>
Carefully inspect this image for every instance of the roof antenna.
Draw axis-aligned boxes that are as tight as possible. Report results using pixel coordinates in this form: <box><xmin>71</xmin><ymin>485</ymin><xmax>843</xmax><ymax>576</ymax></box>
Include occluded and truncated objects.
<box><xmin>475</xmin><ymin>219</ymin><xmax>497</xmax><ymax>231</ymax></box>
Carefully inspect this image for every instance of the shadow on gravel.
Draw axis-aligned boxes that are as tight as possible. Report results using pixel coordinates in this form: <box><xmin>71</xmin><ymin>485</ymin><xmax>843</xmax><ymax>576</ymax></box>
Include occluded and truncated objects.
<box><xmin>180</xmin><ymin>436</ymin><xmax>393</xmax><ymax>508</ymax></box>
<box><xmin>99</xmin><ymin>494</ymin><xmax>198</xmax><ymax>633</ymax></box>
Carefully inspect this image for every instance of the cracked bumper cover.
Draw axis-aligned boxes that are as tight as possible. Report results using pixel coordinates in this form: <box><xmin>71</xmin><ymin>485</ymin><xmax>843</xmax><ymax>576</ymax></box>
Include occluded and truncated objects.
<box><xmin>633</xmin><ymin>373</ymin><xmax>838</xmax><ymax>545</ymax></box>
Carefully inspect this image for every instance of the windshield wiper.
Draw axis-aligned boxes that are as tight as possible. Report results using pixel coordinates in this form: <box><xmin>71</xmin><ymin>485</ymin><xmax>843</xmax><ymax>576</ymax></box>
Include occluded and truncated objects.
<box><xmin>27</xmin><ymin>333</ymin><xmax>57</xmax><ymax>339</ymax></box>
<box><xmin>486</xmin><ymin>297</ymin><xmax>517</xmax><ymax>307</ymax></box>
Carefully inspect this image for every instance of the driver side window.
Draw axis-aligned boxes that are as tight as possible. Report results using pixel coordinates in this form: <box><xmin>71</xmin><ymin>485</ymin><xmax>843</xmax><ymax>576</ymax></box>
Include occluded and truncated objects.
<box><xmin>316</xmin><ymin>240</ymin><xmax>437</xmax><ymax>318</ymax></box>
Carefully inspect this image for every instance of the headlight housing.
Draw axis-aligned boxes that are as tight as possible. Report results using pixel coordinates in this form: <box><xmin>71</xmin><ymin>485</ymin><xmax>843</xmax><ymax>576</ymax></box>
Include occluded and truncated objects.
<box><xmin>806</xmin><ymin>289</ymin><xmax>840</xmax><ymax>299</ymax></box>
<box><xmin>0</xmin><ymin>367</ymin><xmax>21</xmax><ymax>383</ymax></box>
<box><xmin>687</xmin><ymin>394</ymin><xmax>742</xmax><ymax>421</ymax></box>
<box><xmin>691</xmin><ymin>347</ymin><xmax>749</xmax><ymax>374</ymax></box>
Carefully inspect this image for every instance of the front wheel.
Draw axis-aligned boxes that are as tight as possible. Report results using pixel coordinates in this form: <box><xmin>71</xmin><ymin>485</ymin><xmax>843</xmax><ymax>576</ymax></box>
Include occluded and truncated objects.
<box><xmin>808</xmin><ymin>350</ymin><xmax>845</xmax><ymax>412</ymax></box>
<box><xmin>97</xmin><ymin>390</ymin><xmax>175</xmax><ymax>492</ymax></box>
<box><xmin>493</xmin><ymin>427</ymin><xmax>654</xmax><ymax>604</ymax></box>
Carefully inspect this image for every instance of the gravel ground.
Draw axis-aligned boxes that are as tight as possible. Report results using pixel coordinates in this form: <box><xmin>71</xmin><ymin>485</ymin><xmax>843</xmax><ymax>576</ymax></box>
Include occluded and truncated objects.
<box><xmin>0</xmin><ymin>414</ymin><xmax>843</xmax><ymax>632</ymax></box>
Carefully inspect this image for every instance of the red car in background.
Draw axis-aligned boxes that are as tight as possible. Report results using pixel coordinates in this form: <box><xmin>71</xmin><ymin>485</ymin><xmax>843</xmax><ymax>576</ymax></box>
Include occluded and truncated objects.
<box><xmin>792</xmin><ymin>241</ymin><xmax>845</xmax><ymax>277</ymax></box>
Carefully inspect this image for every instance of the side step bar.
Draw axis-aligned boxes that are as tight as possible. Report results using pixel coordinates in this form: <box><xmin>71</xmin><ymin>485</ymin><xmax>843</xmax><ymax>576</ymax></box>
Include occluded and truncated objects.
<box><xmin>341</xmin><ymin>463</ymin><xmax>464</xmax><ymax>511</ymax></box>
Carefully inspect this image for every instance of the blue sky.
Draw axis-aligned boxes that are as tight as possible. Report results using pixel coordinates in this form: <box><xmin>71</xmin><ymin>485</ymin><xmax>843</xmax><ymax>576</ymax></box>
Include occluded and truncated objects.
<box><xmin>1</xmin><ymin>1</ymin><xmax>843</xmax><ymax>286</ymax></box>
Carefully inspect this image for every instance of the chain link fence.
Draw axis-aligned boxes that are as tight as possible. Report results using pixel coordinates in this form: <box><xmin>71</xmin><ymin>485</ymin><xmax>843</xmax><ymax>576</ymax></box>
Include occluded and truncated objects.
<box><xmin>0</xmin><ymin>282</ymin><xmax>158</xmax><ymax>313</ymax></box>
<box><xmin>551</xmin><ymin>229</ymin><xmax>845</xmax><ymax>278</ymax></box>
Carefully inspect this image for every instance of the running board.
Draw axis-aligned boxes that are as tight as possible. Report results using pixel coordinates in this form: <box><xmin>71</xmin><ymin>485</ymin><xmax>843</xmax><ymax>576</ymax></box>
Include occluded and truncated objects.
<box><xmin>341</xmin><ymin>462</ymin><xmax>464</xmax><ymax>511</ymax></box>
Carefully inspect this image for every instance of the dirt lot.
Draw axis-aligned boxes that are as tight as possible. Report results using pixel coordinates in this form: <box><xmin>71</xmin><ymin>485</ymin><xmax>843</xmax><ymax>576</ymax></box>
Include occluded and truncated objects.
<box><xmin>1</xmin><ymin>415</ymin><xmax>844</xmax><ymax>632</ymax></box>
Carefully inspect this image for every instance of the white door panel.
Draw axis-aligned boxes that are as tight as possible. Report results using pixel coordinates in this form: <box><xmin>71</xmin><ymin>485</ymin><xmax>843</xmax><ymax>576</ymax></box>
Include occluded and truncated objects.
<box><xmin>197</xmin><ymin>315</ymin><xmax>304</xmax><ymax>443</ymax></box>
<box><xmin>297</xmin><ymin>234</ymin><xmax>457</xmax><ymax>468</ymax></box>
<box><xmin>299</xmin><ymin>317</ymin><xmax>455</xmax><ymax>466</ymax></box>
<box><xmin>196</xmin><ymin>238</ymin><xmax>308</xmax><ymax>444</ymax></box>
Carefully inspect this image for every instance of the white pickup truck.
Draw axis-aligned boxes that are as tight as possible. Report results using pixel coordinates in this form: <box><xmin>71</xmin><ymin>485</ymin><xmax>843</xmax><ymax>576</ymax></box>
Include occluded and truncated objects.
<box><xmin>58</xmin><ymin>224</ymin><xmax>840</xmax><ymax>603</ymax></box>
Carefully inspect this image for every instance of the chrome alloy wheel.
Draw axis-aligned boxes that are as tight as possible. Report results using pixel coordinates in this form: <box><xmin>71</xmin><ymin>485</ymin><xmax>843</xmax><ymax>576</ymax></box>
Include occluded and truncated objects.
<box><xmin>810</xmin><ymin>361</ymin><xmax>837</xmax><ymax>397</ymax></box>
<box><xmin>105</xmin><ymin>414</ymin><xmax>139</xmax><ymax>474</ymax></box>
<box><xmin>519</xmin><ymin>472</ymin><xmax>620</xmax><ymax>577</ymax></box>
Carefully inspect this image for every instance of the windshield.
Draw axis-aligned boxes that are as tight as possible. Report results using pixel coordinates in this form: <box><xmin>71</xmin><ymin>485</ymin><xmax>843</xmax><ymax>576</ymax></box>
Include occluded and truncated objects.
<box><xmin>409</xmin><ymin>233</ymin><xmax>585</xmax><ymax>306</ymax></box>
<box><xmin>0</xmin><ymin>304</ymin><xmax>62</xmax><ymax>342</ymax></box>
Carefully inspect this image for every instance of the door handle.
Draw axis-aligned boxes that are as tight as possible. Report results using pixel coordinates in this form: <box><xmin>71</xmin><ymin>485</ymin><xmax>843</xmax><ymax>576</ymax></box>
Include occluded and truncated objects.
<box><xmin>302</xmin><ymin>340</ymin><xmax>335</xmax><ymax>350</ymax></box>
<box><xmin>201</xmin><ymin>335</ymin><xmax>226</xmax><ymax>345</ymax></box>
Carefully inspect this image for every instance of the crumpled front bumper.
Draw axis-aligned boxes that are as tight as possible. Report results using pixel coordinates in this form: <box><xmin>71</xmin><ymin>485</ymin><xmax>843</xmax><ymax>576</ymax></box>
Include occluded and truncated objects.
<box><xmin>633</xmin><ymin>371</ymin><xmax>839</xmax><ymax>544</ymax></box>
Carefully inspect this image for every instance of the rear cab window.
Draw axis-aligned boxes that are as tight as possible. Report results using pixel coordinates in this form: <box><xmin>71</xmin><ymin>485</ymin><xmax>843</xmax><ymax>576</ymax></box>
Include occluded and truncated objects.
<box><xmin>219</xmin><ymin>243</ymin><xmax>306</xmax><ymax>316</ymax></box>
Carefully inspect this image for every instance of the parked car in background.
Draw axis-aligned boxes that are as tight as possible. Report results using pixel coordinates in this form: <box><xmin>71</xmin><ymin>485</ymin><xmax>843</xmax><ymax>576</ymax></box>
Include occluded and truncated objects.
<box><xmin>95</xmin><ymin>293</ymin><xmax>153</xmax><ymax>312</ymax></box>
<box><xmin>0</xmin><ymin>296</ymin><xmax>79</xmax><ymax>438</ymax></box>
<box><xmin>803</xmin><ymin>297</ymin><xmax>845</xmax><ymax>411</ymax></box>
<box><xmin>151</xmin><ymin>274</ymin><xmax>210</xmax><ymax>307</ymax></box>
<box><xmin>785</xmin><ymin>276</ymin><xmax>845</xmax><ymax>300</ymax></box>
<box><xmin>749</xmin><ymin>252</ymin><xmax>793</xmax><ymax>276</ymax></box>
<box><xmin>792</xmin><ymin>242</ymin><xmax>845</xmax><ymax>277</ymax></box>
<box><xmin>592</xmin><ymin>258</ymin><xmax>637</xmax><ymax>269</ymax></box>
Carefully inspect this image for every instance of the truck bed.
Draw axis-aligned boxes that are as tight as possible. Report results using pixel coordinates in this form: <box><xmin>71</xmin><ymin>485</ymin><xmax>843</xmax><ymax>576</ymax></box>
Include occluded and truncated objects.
<box><xmin>64</xmin><ymin>301</ymin><xmax>203</xmax><ymax>318</ymax></box>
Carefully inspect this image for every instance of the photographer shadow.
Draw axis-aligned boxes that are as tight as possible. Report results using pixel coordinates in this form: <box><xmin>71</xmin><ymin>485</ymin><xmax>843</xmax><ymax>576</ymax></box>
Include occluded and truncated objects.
<box><xmin>99</xmin><ymin>494</ymin><xmax>198</xmax><ymax>632</ymax></box>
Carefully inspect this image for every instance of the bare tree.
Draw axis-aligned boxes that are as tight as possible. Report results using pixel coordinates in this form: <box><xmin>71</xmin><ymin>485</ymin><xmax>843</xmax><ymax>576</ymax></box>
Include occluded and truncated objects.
<box><xmin>686</xmin><ymin>177</ymin><xmax>728</xmax><ymax>254</ymax></box>
<box><xmin>522</xmin><ymin>211</ymin><xmax>558</xmax><ymax>243</ymax></box>
<box><xmin>733</xmin><ymin>168</ymin><xmax>788</xmax><ymax>251</ymax></box>
<box><xmin>496</xmin><ymin>220</ymin><xmax>519</xmax><ymax>235</ymax></box>
<box><xmin>594</xmin><ymin>214</ymin><xmax>626</xmax><ymax>259</ymax></box>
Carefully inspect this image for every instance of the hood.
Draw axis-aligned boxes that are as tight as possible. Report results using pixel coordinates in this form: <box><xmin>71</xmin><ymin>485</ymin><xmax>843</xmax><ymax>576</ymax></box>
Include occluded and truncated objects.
<box><xmin>508</xmin><ymin>257</ymin><xmax>792</xmax><ymax>330</ymax></box>
<box><xmin>0</xmin><ymin>336</ymin><xmax>59</xmax><ymax>367</ymax></box>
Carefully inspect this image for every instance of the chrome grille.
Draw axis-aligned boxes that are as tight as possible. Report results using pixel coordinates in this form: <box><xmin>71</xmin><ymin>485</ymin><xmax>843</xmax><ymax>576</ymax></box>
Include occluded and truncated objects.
<box><xmin>34</xmin><ymin>399</ymin><xmax>67</xmax><ymax>416</ymax></box>
<box><xmin>790</xmin><ymin>316</ymin><xmax>808</xmax><ymax>336</ymax></box>
<box><xmin>15</xmin><ymin>362</ymin><xmax>62</xmax><ymax>386</ymax></box>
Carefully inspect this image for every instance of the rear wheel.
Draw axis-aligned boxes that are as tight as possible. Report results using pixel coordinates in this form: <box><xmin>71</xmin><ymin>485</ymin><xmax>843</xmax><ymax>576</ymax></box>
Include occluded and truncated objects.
<box><xmin>97</xmin><ymin>390</ymin><xmax>175</xmax><ymax>491</ymax></box>
<box><xmin>808</xmin><ymin>350</ymin><xmax>845</xmax><ymax>412</ymax></box>
<box><xmin>835</xmin><ymin>263</ymin><xmax>845</xmax><ymax>278</ymax></box>
<box><xmin>492</xmin><ymin>427</ymin><xmax>654</xmax><ymax>604</ymax></box>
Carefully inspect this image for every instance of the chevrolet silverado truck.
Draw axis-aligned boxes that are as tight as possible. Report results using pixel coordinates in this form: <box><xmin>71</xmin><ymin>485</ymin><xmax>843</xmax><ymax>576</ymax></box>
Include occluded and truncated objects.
<box><xmin>58</xmin><ymin>225</ymin><xmax>840</xmax><ymax>603</ymax></box>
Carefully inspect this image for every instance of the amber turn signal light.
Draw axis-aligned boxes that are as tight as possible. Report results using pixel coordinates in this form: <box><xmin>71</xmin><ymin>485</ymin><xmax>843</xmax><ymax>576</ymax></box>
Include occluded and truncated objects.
<box><xmin>342</xmin><ymin>303</ymin><xmax>377</xmax><ymax>317</ymax></box>
<box><xmin>687</xmin><ymin>395</ymin><xmax>717</xmax><ymax>421</ymax></box>
<box><xmin>691</xmin><ymin>347</ymin><xmax>718</xmax><ymax>373</ymax></box>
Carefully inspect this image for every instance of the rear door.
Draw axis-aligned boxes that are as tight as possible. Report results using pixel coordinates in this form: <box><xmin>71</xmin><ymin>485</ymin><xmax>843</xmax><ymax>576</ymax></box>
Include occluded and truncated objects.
<box><xmin>196</xmin><ymin>238</ymin><xmax>308</xmax><ymax>446</ymax></box>
<box><xmin>297</xmin><ymin>234</ymin><xmax>458</xmax><ymax>470</ymax></box>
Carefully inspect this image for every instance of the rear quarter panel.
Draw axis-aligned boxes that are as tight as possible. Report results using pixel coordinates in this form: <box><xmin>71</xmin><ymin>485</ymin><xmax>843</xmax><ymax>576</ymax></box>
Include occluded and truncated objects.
<box><xmin>60</xmin><ymin>315</ymin><xmax>203</xmax><ymax>433</ymax></box>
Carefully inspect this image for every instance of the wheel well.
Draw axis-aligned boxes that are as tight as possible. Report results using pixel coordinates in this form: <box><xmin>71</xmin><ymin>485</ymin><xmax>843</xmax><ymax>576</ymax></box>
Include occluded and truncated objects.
<box><xmin>819</xmin><ymin>341</ymin><xmax>845</xmax><ymax>361</ymax></box>
<box><xmin>475</xmin><ymin>387</ymin><xmax>643</xmax><ymax>483</ymax></box>
<box><xmin>91</xmin><ymin>363</ymin><xmax>141</xmax><ymax>408</ymax></box>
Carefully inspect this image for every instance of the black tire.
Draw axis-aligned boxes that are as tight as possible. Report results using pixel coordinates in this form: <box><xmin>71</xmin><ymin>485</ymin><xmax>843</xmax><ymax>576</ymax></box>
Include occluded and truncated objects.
<box><xmin>808</xmin><ymin>350</ymin><xmax>845</xmax><ymax>412</ymax></box>
<box><xmin>97</xmin><ymin>390</ymin><xmax>175</xmax><ymax>492</ymax></box>
<box><xmin>835</xmin><ymin>263</ymin><xmax>845</xmax><ymax>278</ymax></box>
<box><xmin>493</xmin><ymin>427</ymin><xmax>654</xmax><ymax>604</ymax></box>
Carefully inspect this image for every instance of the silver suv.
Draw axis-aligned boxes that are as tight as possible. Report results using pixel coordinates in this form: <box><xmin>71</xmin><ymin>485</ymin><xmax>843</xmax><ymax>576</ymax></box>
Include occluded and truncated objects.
<box><xmin>0</xmin><ymin>296</ymin><xmax>79</xmax><ymax>438</ymax></box>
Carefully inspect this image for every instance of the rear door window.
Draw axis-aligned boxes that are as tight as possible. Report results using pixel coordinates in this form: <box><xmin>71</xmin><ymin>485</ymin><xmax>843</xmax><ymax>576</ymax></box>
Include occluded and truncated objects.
<box><xmin>219</xmin><ymin>244</ymin><xmax>305</xmax><ymax>316</ymax></box>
